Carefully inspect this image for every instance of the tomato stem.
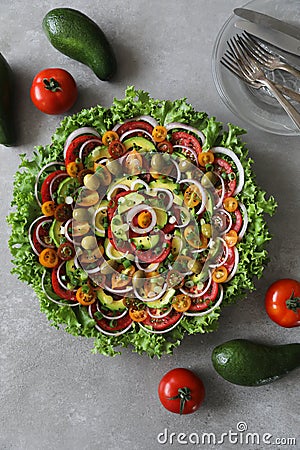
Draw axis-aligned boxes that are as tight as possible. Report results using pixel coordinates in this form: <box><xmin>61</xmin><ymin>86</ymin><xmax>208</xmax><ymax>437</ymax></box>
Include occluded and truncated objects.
<box><xmin>286</xmin><ymin>291</ymin><xmax>300</xmax><ymax>312</ymax></box>
<box><xmin>168</xmin><ymin>387</ymin><xmax>192</xmax><ymax>415</ymax></box>
<box><xmin>43</xmin><ymin>78</ymin><xmax>62</xmax><ymax>92</ymax></box>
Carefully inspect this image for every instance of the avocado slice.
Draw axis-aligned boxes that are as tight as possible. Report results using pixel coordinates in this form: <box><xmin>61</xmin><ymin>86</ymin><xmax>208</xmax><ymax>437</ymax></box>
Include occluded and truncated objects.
<box><xmin>97</xmin><ymin>289</ymin><xmax>126</xmax><ymax>311</ymax></box>
<box><xmin>110</xmin><ymin>214</ymin><xmax>128</xmax><ymax>241</ymax></box>
<box><xmin>123</xmin><ymin>136</ymin><xmax>155</xmax><ymax>152</ymax></box>
<box><xmin>153</xmin><ymin>207</ymin><xmax>168</xmax><ymax>228</ymax></box>
<box><xmin>144</xmin><ymin>288</ymin><xmax>175</xmax><ymax>308</ymax></box>
<box><xmin>57</xmin><ymin>177</ymin><xmax>79</xmax><ymax>202</ymax></box>
<box><xmin>117</xmin><ymin>192</ymin><xmax>145</xmax><ymax>214</ymax></box>
<box><xmin>49</xmin><ymin>219</ymin><xmax>64</xmax><ymax>247</ymax></box>
<box><xmin>132</xmin><ymin>234</ymin><xmax>160</xmax><ymax>250</ymax></box>
<box><xmin>149</xmin><ymin>179</ymin><xmax>183</xmax><ymax>205</ymax></box>
<box><xmin>84</xmin><ymin>146</ymin><xmax>110</xmax><ymax>169</ymax></box>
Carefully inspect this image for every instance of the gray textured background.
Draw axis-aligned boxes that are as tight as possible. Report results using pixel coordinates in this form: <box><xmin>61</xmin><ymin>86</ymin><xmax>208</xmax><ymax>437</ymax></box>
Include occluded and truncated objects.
<box><xmin>1</xmin><ymin>1</ymin><xmax>299</xmax><ymax>449</ymax></box>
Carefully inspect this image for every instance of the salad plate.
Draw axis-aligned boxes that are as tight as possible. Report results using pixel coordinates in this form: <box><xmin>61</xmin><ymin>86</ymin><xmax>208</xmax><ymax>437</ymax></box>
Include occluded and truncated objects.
<box><xmin>8</xmin><ymin>87</ymin><xmax>276</xmax><ymax>357</ymax></box>
<box><xmin>212</xmin><ymin>0</ymin><xmax>300</xmax><ymax>135</ymax></box>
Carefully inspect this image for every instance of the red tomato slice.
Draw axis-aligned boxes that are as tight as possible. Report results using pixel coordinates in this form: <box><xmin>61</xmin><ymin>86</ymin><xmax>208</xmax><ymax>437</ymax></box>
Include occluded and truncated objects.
<box><xmin>51</xmin><ymin>267</ymin><xmax>77</xmax><ymax>301</ymax></box>
<box><xmin>40</xmin><ymin>170</ymin><xmax>68</xmax><ymax>203</ymax></box>
<box><xmin>90</xmin><ymin>303</ymin><xmax>132</xmax><ymax>331</ymax></box>
<box><xmin>65</xmin><ymin>134</ymin><xmax>102</xmax><ymax>167</ymax></box>
<box><xmin>116</xmin><ymin>120</ymin><xmax>154</xmax><ymax>137</ymax></box>
<box><xmin>170</xmin><ymin>131</ymin><xmax>202</xmax><ymax>155</ymax></box>
<box><xmin>142</xmin><ymin>308</ymin><xmax>182</xmax><ymax>330</ymax></box>
<box><xmin>231</xmin><ymin>208</ymin><xmax>243</xmax><ymax>234</ymax></box>
<box><xmin>31</xmin><ymin>217</ymin><xmax>53</xmax><ymax>254</ymax></box>
<box><xmin>188</xmin><ymin>281</ymin><xmax>219</xmax><ymax>312</ymax></box>
<box><xmin>223</xmin><ymin>246</ymin><xmax>235</xmax><ymax>273</ymax></box>
<box><xmin>213</xmin><ymin>157</ymin><xmax>236</xmax><ymax>198</ymax></box>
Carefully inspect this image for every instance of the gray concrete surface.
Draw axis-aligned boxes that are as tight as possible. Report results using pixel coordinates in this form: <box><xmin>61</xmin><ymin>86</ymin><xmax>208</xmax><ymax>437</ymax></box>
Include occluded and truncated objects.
<box><xmin>0</xmin><ymin>1</ymin><xmax>299</xmax><ymax>449</ymax></box>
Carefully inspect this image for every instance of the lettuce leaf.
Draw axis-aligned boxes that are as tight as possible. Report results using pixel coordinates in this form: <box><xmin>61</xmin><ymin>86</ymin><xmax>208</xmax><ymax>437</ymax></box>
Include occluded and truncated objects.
<box><xmin>7</xmin><ymin>87</ymin><xmax>277</xmax><ymax>358</ymax></box>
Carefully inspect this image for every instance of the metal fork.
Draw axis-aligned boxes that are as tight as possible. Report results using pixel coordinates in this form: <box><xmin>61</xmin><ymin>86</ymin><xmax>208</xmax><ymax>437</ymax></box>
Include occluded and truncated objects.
<box><xmin>221</xmin><ymin>37</ymin><xmax>300</xmax><ymax>129</ymax></box>
<box><xmin>240</xmin><ymin>32</ymin><xmax>300</xmax><ymax>79</ymax></box>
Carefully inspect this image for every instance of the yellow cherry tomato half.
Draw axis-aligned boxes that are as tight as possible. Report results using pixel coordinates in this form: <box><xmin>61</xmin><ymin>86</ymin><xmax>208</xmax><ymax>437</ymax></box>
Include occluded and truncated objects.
<box><xmin>66</xmin><ymin>161</ymin><xmax>84</xmax><ymax>178</ymax></box>
<box><xmin>129</xmin><ymin>307</ymin><xmax>148</xmax><ymax>322</ymax></box>
<box><xmin>172</xmin><ymin>294</ymin><xmax>192</xmax><ymax>312</ymax></box>
<box><xmin>137</xmin><ymin>210</ymin><xmax>152</xmax><ymax>228</ymax></box>
<box><xmin>223</xmin><ymin>196</ymin><xmax>238</xmax><ymax>212</ymax></box>
<box><xmin>41</xmin><ymin>200</ymin><xmax>56</xmax><ymax>216</ymax></box>
<box><xmin>102</xmin><ymin>130</ymin><xmax>119</xmax><ymax>146</ymax></box>
<box><xmin>198</xmin><ymin>150</ymin><xmax>214</xmax><ymax>167</ymax></box>
<box><xmin>152</xmin><ymin>125</ymin><xmax>168</xmax><ymax>142</ymax></box>
<box><xmin>39</xmin><ymin>248</ymin><xmax>59</xmax><ymax>268</ymax></box>
<box><xmin>75</xmin><ymin>286</ymin><xmax>96</xmax><ymax>306</ymax></box>
<box><xmin>212</xmin><ymin>266</ymin><xmax>228</xmax><ymax>283</ymax></box>
<box><xmin>183</xmin><ymin>185</ymin><xmax>201</xmax><ymax>208</ymax></box>
<box><xmin>224</xmin><ymin>229</ymin><xmax>238</xmax><ymax>247</ymax></box>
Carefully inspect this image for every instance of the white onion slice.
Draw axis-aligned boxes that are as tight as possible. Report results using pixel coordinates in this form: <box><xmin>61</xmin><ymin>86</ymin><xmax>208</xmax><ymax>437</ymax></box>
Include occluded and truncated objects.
<box><xmin>130</xmin><ymin>178</ymin><xmax>150</xmax><ymax>191</ymax></box>
<box><xmin>35</xmin><ymin>220</ymin><xmax>55</xmax><ymax>248</ymax></box>
<box><xmin>64</xmin><ymin>219</ymin><xmax>76</xmax><ymax>244</ymax></box>
<box><xmin>107</xmin><ymin>183</ymin><xmax>130</xmax><ymax>200</ymax></box>
<box><xmin>28</xmin><ymin>215</ymin><xmax>49</xmax><ymax>256</ymax></box>
<box><xmin>102</xmin><ymin>284</ymin><xmax>133</xmax><ymax>295</ymax></box>
<box><xmin>85</xmin><ymin>265</ymin><xmax>102</xmax><ymax>275</ymax></box>
<box><xmin>88</xmin><ymin>304</ymin><xmax>133</xmax><ymax>336</ymax></box>
<box><xmin>133</xmin><ymin>283</ymin><xmax>167</xmax><ymax>302</ymax></box>
<box><xmin>211</xmin><ymin>146</ymin><xmax>245</xmax><ymax>196</ymax></box>
<box><xmin>120</xmin><ymin>128</ymin><xmax>155</xmax><ymax>143</ymax></box>
<box><xmin>56</xmin><ymin>262</ymin><xmax>75</xmax><ymax>291</ymax></box>
<box><xmin>173</xmin><ymin>145</ymin><xmax>199</xmax><ymax>165</ymax></box>
<box><xmin>184</xmin><ymin>285</ymin><xmax>223</xmax><ymax>317</ymax></box>
<box><xmin>139</xmin><ymin>314</ymin><xmax>183</xmax><ymax>334</ymax></box>
<box><xmin>237</xmin><ymin>202</ymin><xmax>249</xmax><ymax>241</ymax></box>
<box><xmin>225</xmin><ymin>247</ymin><xmax>240</xmax><ymax>282</ymax></box>
<box><xmin>78</xmin><ymin>138</ymin><xmax>103</xmax><ymax>161</ymax></box>
<box><xmin>212</xmin><ymin>172</ymin><xmax>225</xmax><ymax>209</ymax></box>
<box><xmin>150</xmin><ymin>188</ymin><xmax>174</xmax><ymax>210</ymax></box>
<box><xmin>97</xmin><ymin>302</ymin><xmax>128</xmax><ymax>320</ymax></box>
<box><xmin>208</xmin><ymin>238</ymin><xmax>229</xmax><ymax>268</ymax></box>
<box><xmin>169</xmin><ymin>158</ymin><xmax>181</xmax><ymax>183</ymax></box>
<box><xmin>146</xmin><ymin>305</ymin><xmax>172</xmax><ymax>319</ymax></box>
<box><xmin>49</xmin><ymin>172</ymin><xmax>68</xmax><ymax>200</ymax></box>
<box><xmin>41</xmin><ymin>271</ymin><xmax>79</xmax><ymax>307</ymax></box>
<box><xmin>63</xmin><ymin>127</ymin><xmax>101</xmax><ymax>159</ymax></box>
<box><xmin>179</xmin><ymin>271</ymin><xmax>212</xmax><ymax>298</ymax></box>
<box><xmin>112</xmin><ymin>115</ymin><xmax>158</xmax><ymax>132</ymax></box>
<box><xmin>127</xmin><ymin>204</ymin><xmax>157</xmax><ymax>234</ymax></box>
<box><xmin>165</xmin><ymin>122</ymin><xmax>205</xmax><ymax>146</ymax></box>
<box><xmin>135</xmin><ymin>258</ymin><xmax>159</xmax><ymax>273</ymax></box>
<box><xmin>34</xmin><ymin>161</ymin><xmax>65</xmax><ymax>207</ymax></box>
<box><xmin>179</xmin><ymin>179</ymin><xmax>206</xmax><ymax>215</ymax></box>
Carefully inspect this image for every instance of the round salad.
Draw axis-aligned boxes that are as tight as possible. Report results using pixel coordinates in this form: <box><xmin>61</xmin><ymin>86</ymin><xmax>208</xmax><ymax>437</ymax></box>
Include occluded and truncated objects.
<box><xmin>8</xmin><ymin>87</ymin><xmax>277</xmax><ymax>357</ymax></box>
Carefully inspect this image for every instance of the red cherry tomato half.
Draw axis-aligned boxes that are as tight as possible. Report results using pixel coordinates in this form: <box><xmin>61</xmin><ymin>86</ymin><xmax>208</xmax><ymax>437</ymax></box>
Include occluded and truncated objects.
<box><xmin>30</xmin><ymin>68</ymin><xmax>77</xmax><ymax>115</ymax></box>
<box><xmin>265</xmin><ymin>278</ymin><xmax>300</xmax><ymax>328</ymax></box>
<box><xmin>158</xmin><ymin>368</ymin><xmax>205</xmax><ymax>415</ymax></box>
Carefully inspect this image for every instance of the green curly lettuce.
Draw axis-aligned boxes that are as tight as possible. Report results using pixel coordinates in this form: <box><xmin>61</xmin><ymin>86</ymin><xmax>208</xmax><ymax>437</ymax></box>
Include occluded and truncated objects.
<box><xmin>7</xmin><ymin>87</ymin><xmax>277</xmax><ymax>358</ymax></box>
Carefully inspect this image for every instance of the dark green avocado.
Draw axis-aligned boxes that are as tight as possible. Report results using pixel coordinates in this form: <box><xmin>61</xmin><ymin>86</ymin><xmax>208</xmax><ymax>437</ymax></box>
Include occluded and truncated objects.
<box><xmin>43</xmin><ymin>8</ymin><xmax>117</xmax><ymax>81</ymax></box>
<box><xmin>212</xmin><ymin>339</ymin><xmax>300</xmax><ymax>386</ymax></box>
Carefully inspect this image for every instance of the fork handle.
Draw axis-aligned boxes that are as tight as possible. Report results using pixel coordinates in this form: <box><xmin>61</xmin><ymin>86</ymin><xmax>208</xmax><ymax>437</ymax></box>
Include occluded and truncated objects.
<box><xmin>262</xmin><ymin>78</ymin><xmax>300</xmax><ymax>130</ymax></box>
<box><xmin>279</xmin><ymin>63</ymin><xmax>300</xmax><ymax>79</ymax></box>
<box><xmin>275</xmin><ymin>83</ymin><xmax>300</xmax><ymax>103</ymax></box>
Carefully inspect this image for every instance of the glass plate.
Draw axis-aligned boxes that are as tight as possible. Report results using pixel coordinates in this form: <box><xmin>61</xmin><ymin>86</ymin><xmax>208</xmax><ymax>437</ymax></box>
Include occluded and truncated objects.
<box><xmin>212</xmin><ymin>0</ymin><xmax>300</xmax><ymax>135</ymax></box>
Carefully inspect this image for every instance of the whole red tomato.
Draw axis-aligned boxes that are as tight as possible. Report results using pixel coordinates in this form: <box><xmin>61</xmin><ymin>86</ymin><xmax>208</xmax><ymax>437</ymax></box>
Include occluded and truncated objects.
<box><xmin>158</xmin><ymin>368</ymin><xmax>205</xmax><ymax>415</ymax></box>
<box><xmin>265</xmin><ymin>278</ymin><xmax>300</xmax><ymax>328</ymax></box>
<box><xmin>30</xmin><ymin>68</ymin><xmax>77</xmax><ymax>115</ymax></box>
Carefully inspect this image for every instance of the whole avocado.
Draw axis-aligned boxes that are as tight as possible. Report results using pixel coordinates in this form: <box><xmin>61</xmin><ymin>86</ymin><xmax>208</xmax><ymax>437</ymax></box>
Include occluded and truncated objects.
<box><xmin>212</xmin><ymin>339</ymin><xmax>300</xmax><ymax>386</ymax></box>
<box><xmin>42</xmin><ymin>8</ymin><xmax>117</xmax><ymax>81</ymax></box>
<box><xmin>0</xmin><ymin>53</ymin><xmax>16</xmax><ymax>146</ymax></box>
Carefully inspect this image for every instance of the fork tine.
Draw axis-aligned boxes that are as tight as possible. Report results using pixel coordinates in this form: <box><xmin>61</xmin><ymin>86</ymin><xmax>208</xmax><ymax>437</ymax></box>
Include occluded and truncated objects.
<box><xmin>220</xmin><ymin>56</ymin><xmax>246</xmax><ymax>82</ymax></box>
<box><xmin>239</xmin><ymin>34</ymin><xmax>269</xmax><ymax>64</ymax></box>
<box><xmin>242</xmin><ymin>32</ymin><xmax>274</xmax><ymax>58</ymax></box>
